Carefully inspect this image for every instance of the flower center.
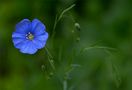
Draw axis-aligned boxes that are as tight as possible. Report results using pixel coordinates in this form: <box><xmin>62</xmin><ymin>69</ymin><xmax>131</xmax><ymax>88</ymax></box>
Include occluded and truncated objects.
<box><xmin>26</xmin><ymin>32</ymin><xmax>34</xmax><ymax>40</ymax></box>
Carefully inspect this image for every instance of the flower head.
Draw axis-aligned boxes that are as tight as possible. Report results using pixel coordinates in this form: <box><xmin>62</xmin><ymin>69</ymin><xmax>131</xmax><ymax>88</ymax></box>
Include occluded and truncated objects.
<box><xmin>12</xmin><ymin>19</ymin><xmax>48</xmax><ymax>54</ymax></box>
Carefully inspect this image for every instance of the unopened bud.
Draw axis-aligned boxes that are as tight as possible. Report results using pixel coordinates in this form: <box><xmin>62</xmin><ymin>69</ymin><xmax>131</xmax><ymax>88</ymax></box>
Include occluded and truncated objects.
<box><xmin>76</xmin><ymin>37</ymin><xmax>80</xmax><ymax>42</ymax></box>
<box><xmin>41</xmin><ymin>65</ymin><xmax>45</xmax><ymax>71</ymax></box>
<box><xmin>50</xmin><ymin>72</ymin><xmax>54</xmax><ymax>76</ymax></box>
<box><xmin>75</xmin><ymin>23</ymin><xmax>80</xmax><ymax>31</ymax></box>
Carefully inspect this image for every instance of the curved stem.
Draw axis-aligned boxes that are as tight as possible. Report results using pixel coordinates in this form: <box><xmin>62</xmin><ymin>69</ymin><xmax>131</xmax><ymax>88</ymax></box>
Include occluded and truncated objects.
<box><xmin>51</xmin><ymin>4</ymin><xmax>76</xmax><ymax>38</ymax></box>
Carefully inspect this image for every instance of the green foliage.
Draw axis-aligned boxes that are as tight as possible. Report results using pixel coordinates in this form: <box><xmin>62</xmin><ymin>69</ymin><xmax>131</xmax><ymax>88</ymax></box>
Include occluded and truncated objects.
<box><xmin>0</xmin><ymin>0</ymin><xmax>132</xmax><ymax>90</ymax></box>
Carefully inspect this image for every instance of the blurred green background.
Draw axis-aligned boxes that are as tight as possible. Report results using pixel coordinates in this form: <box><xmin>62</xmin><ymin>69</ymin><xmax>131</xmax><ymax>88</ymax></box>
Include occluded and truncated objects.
<box><xmin>0</xmin><ymin>0</ymin><xmax>132</xmax><ymax>90</ymax></box>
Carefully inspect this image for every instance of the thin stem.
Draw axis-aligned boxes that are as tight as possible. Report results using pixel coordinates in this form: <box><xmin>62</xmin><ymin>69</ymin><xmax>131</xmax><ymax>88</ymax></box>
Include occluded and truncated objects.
<box><xmin>51</xmin><ymin>4</ymin><xmax>76</xmax><ymax>38</ymax></box>
<box><xmin>79</xmin><ymin>46</ymin><xmax>117</xmax><ymax>55</ymax></box>
<box><xmin>52</xmin><ymin>15</ymin><xmax>58</xmax><ymax>38</ymax></box>
<box><xmin>104</xmin><ymin>50</ymin><xmax>121</xmax><ymax>87</ymax></box>
<box><xmin>58</xmin><ymin>4</ymin><xmax>75</xmax><ymax>22</ymax></box>
<box><xmin>63</xmin><ymin>80</ymin><xmax>67</xmax><ymax>90</ymax></box>
<box><xmin>45</xmin><ymin>46</ymin><xmax>55</xmax><ymax>70</ymax></box>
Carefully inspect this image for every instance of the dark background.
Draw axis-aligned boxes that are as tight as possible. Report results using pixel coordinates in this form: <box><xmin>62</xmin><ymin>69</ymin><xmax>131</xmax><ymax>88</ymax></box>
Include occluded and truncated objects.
<box><xmin>0</xmin><ymin>0</ymin><xmax>132</xmax><ymax>90</ymax></box>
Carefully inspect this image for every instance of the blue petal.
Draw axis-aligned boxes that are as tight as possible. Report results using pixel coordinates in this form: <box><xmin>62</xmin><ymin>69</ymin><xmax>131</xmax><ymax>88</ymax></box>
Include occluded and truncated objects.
<box><xmin>19</xmin><ymin>41</ymin><xmax>38</xmax><ymax>54</ymax></box>
<box><xmin>12</xmin><ymin>32</ymin><xmax>26</xmax><ymax>48</ymax></box>
<box><xmin>12</xmin><ymin>32</ymin><xmax>26</xmax><ymax>39</ymax></box>
<box><xmin>32</xmin><ymin>32</ymin><xmax>48</xmax><ymax>49</ymax></box>
<box><xmin>14</xmin><ymin>39</ymin><xmax>28</xmax><ymax>49</ymax></box>
<box><xmin>13</xmin><ymin>38</ymin><xmax>26</xmax><ymax>48</ymax></box>
<box><xmin>31</xmin><ymin>19</ymin><xmax>46</xmax><ymax>35</ymax></box>
<box><xmin>35</xmin><ymin>32</ymin><xmax>48</xmax><ymax>41</ymax></box>
<box><xmin>15</xmin><ymin>19</ymin><xmax>31</xmax><ymax>34</ymax></box>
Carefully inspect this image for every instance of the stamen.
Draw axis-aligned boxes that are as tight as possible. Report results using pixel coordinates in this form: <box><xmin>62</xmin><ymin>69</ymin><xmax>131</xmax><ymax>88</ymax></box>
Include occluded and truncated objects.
<box><xmin>26</xmin><ymin>32</ymin><xmax>34</xmax><ymax>40</ymax></box>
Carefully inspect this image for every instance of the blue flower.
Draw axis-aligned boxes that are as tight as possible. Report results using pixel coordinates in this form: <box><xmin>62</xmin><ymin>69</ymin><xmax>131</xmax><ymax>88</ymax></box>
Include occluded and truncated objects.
<box><xmin>12</xmin><ymin>19</ymin><xmax>48</xmax><ymax>54</ymax></box>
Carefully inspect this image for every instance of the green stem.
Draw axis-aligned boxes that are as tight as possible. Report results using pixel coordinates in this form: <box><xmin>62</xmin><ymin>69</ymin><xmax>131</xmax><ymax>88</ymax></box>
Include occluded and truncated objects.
<box><xmin>45</xmin><ymin>46</ymin><xmax>55</xmax><ymax>70</ymax></box>
<box><xmin>51</xmin><ymin>4</ymin><xmax>76</xmax><ymax>38</ymax></box>
<box><xmin>52</xmin><ymin>15</ymin><xmax>58</xmax><ymax>38</ymax></box>
<box><xmin>63</xmin><ymin>80</ymin><xmax>67</xmax><ymax>90</ymax></box>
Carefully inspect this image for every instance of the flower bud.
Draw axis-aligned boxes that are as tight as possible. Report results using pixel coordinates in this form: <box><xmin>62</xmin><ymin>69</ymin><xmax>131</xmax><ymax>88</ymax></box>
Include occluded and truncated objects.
<box><xmin>74</xmin><ymin>23</ymin><xmax>80</xmax><ymax>31</ymax></box>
